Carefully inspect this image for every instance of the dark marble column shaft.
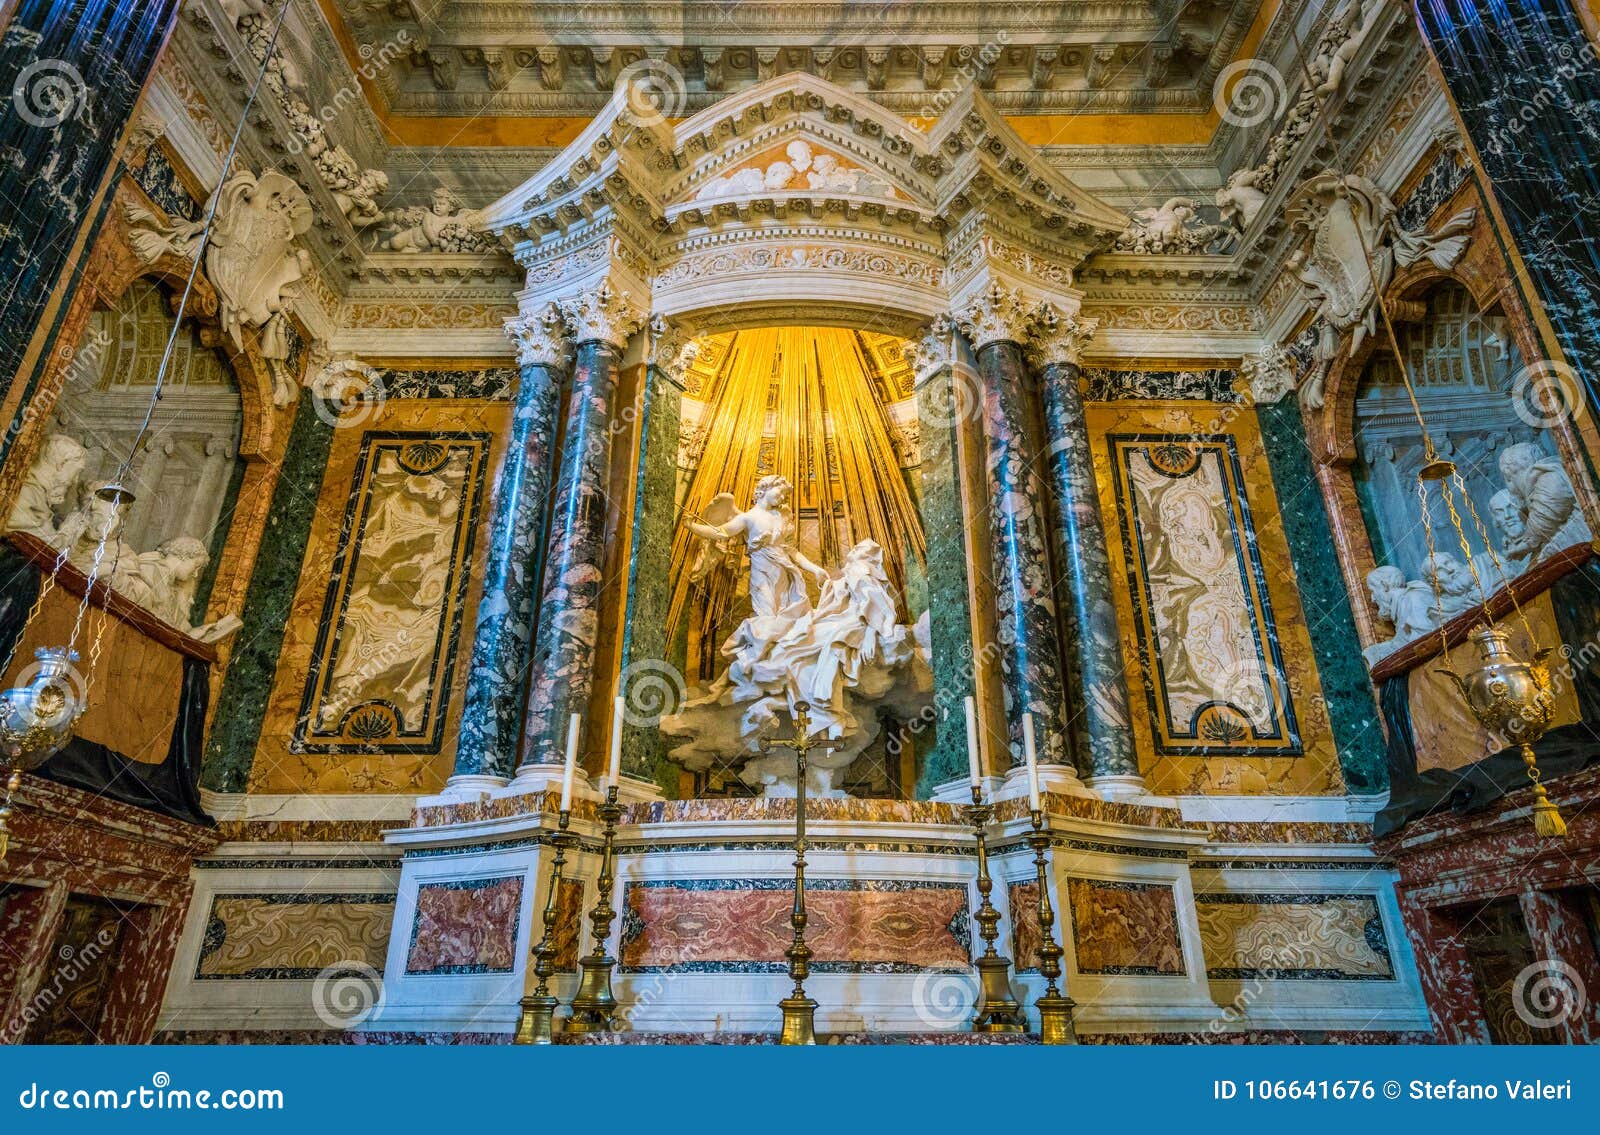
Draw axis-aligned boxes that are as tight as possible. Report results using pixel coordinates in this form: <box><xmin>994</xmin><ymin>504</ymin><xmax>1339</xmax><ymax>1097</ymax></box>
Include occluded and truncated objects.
<box><xmin>1036</xmin><ymin>356</ymin><xmax>1139</xmax><ymax>781</ymax></box>
<box><xmin>1411</xmin><ymin>2</ymin><xmax>1600</xmax><ymax>415</ymax></box>
<box><xmin>518</xmin><ymin>284</ymin><xmax>642</xmax><ymax>772</ymax></box>
<box><xmin>971</xmin><ymin>335</ymin><xmax>1071</xmax><ymax>768</ymax></box>
<box><xmin>453</xmin><ymin>310</ymin><xmax>568</xmax><ymax>782</ymax></box>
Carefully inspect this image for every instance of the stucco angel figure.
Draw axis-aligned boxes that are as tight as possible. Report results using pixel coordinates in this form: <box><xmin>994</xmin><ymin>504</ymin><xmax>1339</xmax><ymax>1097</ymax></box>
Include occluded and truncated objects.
<box><xmin>1115</xmin><ymin>197</ymin><xmax>1229</xmax><ymax>254</ymax></box>
<box><xmin>380</xmin><ymin>187</ymin><xmax>489</xmax><ymax>253</ymax></box>
<box><xmin>1286</xmin><ymin>169</ymin><xmax>1476</xmax><ymax>409</ymax></box>
<box><xmin>1216</xmin><ymin>167</ymin><xmax>1269</xmax><ymax>232</ymax></box>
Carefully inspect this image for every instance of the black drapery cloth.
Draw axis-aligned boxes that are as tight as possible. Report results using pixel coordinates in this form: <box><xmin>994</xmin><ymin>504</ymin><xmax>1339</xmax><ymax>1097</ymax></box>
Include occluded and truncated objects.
<box><xmin>0</xmin><ymin>546</ymin><xmax>213</xmax><ymax>826</ymax></box>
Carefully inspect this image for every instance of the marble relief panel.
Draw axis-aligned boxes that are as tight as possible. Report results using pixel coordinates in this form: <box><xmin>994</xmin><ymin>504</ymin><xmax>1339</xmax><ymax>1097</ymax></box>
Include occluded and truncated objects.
<box><xmin>619</xmin><ymin>880</ymin><xmax>971</xmax><ymax>973</ymax></box>
<box><xmin>1066</xmin><ymin>878</ymin><xmax>1186</xmax><ymax>976</ymax></box>
<box><xmin>251</xmin><ymin>401</ymin><xmax>508</xmax><ymax>794</ymax></box>
<box><xmin>1196</xmin><ymin>894</ymin><xmax>1394</xmax><ymax>981</ymax></box>
<box><xmin>194</xmin><ymin>894</ymin><xmax>394</xmax><ymax>980</ymax></box>
<box><xmin>1086</xmin><ymin>402</ymin><xmax>1344</xmax><ymax>797</ymax></box>
<box><xmin>1110</xmin><ymin>434</ymin><xmax>1300</xmax><ymax>756</ymax></box>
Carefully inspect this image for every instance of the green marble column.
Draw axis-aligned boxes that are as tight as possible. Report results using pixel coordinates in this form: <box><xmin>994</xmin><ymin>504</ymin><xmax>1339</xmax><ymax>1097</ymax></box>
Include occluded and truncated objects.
<box><xmin>615</xmin><ymin>316</ymin><xmax>690</xmax><ymax>796</ymax></box>
<box><xmin>907</xmin><ymin>316</ymin><xmax>981</xmax><ymax>796</ymax></box>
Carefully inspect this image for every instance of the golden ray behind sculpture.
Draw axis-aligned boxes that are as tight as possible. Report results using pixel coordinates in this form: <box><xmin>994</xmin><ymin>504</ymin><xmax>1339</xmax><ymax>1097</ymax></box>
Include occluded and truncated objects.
<box><xmin>667</xmin><ymin>326</ymin><xmax>925</xmax><ymax>651</ymax></box>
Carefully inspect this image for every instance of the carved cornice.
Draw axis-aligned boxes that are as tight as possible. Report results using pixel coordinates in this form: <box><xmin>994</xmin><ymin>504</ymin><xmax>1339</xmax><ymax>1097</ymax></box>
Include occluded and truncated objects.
<box><xmin>560</xmin><ymin>278</ymin><xmax>646</xmax><ymax>349</ymax></box>
<box><xmin>504</xmin><ymin>302</ymin><xmax>573</xmax><ymax>369</ymax></box>
<box><xmin>953</xmin><ymin>281</ymin><xmax>1036</xmax><ymax>352</ymax></box>
<box><xmin>1027</xmin><ymin>302</ymin><xmax>1099</xmax><ymax>371</ymax></box>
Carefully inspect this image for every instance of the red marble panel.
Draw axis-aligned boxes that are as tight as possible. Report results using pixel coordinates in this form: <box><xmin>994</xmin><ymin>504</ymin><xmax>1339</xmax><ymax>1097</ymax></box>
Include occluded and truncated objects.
<box><xmin>1008</xmin><ymin>882</ymin><xmax>1043</xmax><ymax>972</ymax></box>
<box><xmin>405</xmin><ymin>876</ymin><xmax>523</xmax><ymax>975</ymax></box>
<box><xmin>1066</xmin><ymin>878</ymin><xmax>1185</xmax><ymax>976</ymax></box>
<box><xmin>620</xmin><ymin>882</ymin><xmax>969</xmax><ymax>972</ymax></box>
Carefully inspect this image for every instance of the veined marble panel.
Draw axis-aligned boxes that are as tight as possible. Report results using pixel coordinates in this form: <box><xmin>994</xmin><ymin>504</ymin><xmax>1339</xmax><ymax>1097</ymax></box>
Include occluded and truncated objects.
<box><xmin>194</xmin><ymin>894</ymin><xmax>394</xmax><ymax>980</ymax></box>
<box><xmin>1087</xmin><ymin>401</ymin><xmax>1344</xmax><ymax>797</ymax></box>
<box><xmin>1066</xmin><ymin>878</ymin><xmax>1186</xmax><ymax>977</ymax></box>
<box><xmin>405</xmin><ymin>877</ymin><xmax>524</xmax><ymax>976</ymax></box>
<box><xmin>1195</xmin><ymin>893</ymin><xmax>1393</xmax><ymax>981</ymax></box>
<box><xmin>252</xmin><ymin>401</ymin><xmax>508</xmax><ymax>794</ymax></box>
<box><xmin>618</xmin><ymin>879</ymin><xmax>971</xmax><ymax>974</ymax></box>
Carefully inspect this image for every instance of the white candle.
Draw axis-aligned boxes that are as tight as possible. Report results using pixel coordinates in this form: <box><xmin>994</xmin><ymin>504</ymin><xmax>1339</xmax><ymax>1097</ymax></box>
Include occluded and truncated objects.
<box><xmin>608</xmin><ymin>695</ymin><xmax>624</xmax><ymax>788</ymax></box>
<box><xmin>964</xmin><ymin>695</ymin><xmax>982</xmax><ymax>789</ymax></box>
<box><xmin>1023</xmin><ymin>711</ymin><xmax>1041</xmax><ymax>813</ymax></box>
<box><xmin>560</xmin><ymin>712</ymin><xmax>581</xmax><ymax>813</ymax></box>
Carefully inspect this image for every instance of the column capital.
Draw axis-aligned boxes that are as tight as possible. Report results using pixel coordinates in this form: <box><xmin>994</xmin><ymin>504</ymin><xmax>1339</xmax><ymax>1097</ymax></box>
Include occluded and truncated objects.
<box><xmin>905</xmin><ymin>314</ymin><xmax>959</xmax><ymax>382</ymax></box>
<box><xmin>647</xmin><ymin>313</ymin><xmax>700</xmax><ymax>385</ymax></box>
<box><xmin>953</xmin><ymin>281</ymin><xmax>1037</xmax><ymax>353</ymax></box>
<box><xmin>1241</xmin><ymin>343</ymin><xmax>1297</xmax><ymax>404</ymax></box>
<box><xmin>560</xmin><ymin>278</ymin><xmax>646</xmax><ymax>350</ymax></box>
<box><xmin>503</xmin><ymin>301</ymin><xmax>572</xmax><ymax>369</ymax></box>
<box><xmin>1027</xmin><ymin>302</ymin><xmax>1099</xmax><ymax>371</ymax></box>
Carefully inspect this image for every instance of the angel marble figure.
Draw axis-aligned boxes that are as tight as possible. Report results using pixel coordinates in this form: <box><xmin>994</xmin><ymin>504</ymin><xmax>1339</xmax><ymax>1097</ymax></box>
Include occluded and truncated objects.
<box><xmin>686</xmin><ymin>475</ymin><xmax>829</xmax><ymax>619</ymax></box>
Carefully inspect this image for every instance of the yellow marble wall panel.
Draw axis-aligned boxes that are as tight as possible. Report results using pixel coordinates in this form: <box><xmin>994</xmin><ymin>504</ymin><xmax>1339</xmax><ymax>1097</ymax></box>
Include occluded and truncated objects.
<box><xmin>1086</xmin><ymin>400</ymin><xmax>1343</xmax><ymax>796</ymax></box>
<box><xmin>250</xmin><ymin>400</ymin><xmax>508</xmax><ymax>794</ymax></box>
<box><xmin>1406</xmin><ymin>594</ymin><xmax>1581</xmax><ymax>772</ymax></box>
<box><xmin>194</xmin><ymin>894</ymin><xmax>393</xmax><ymax>979</ymax></box>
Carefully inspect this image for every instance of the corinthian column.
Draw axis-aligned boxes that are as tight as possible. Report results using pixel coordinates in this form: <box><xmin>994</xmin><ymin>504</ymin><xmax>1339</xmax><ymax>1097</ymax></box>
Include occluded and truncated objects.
<box><xmin>1028</xmin><ymin>304</ymin><xmax>1142</xmax><ymax>797</ymax></box>
<box><xmin>514</xmin><ymin>279</ymin><xmax>645</xmax><ymax>781</ymax></box>
<box><xmin>954</xmin><ymin>282</ymin><xmax>1076</xmax><ymax>783</ymax></box>
<box><xmin>449</xmin><ymin>303</ymin><xmax>571</xmax><ymax>791</ymax></box>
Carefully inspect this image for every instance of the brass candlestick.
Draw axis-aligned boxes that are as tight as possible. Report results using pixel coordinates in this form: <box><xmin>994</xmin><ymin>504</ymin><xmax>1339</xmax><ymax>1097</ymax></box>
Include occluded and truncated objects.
<box><xmin>760</xmin><ymin>701</ymin><xmax>841</xmax><ymax>1045</ymax></box>
<box><xmin>514</xmin><ymin>808</ymin><xmax>572</xmax><ymax>1045</ymax></box>
<box><xmin>1027</xmin><ymin>808</ymin><xmax>1077</xmax><ymax>1045</ymax></box>
<box><xmin>566</xmin><ymin>784</ymin><xmax>623</xmax><ymax>1033</ymax></box>
<box><xmin>967</xmin><ymin>786</ymin><xmax>1026</xmax><ymax>1032</ymax></box>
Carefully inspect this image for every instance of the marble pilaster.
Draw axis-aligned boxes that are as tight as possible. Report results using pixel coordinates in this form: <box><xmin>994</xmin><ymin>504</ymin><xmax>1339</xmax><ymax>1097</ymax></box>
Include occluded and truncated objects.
<box><xmin>451</xmin><ymin>305</ymin><xmax>572</xmax><ymax>786</ymax></box>
<box><xmin>516</xmin><ymin>282</ymin><xmax>645</xmax><ymax>775</ymax></box>
<box><xmin>1029</xmin><ymin>306</ymin><xmax>1140</xmax><ymax>790</ymax></box>
<box><xmin>955</xmin><ymin>285</ymin><xmax>1072</xmax><ymax>771</ymax></box>
<box><xmin>615</xmin><ymin>316</ymin><xmax>692</xmax><ymax>792</ymax></box>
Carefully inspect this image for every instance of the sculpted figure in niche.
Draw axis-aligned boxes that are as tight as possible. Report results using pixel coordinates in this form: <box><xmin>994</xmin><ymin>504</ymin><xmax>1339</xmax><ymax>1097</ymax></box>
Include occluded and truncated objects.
<box><xmin>5</xmin><ymin>434</ymin><xmax>89</xmax><ymax>542</ymax></box>
<box><xmin>54</xmin><ymin>483</ymin><xmax>140</xmax><ymax>586</ymax></box>
<box><xmin>663</xmin><ymin>477</ymin><xmax>930</xmax><ymax>796</ymax></box>
<box><xmin>1498</xmin><ymin>442</ymin><xmax>1593</xmax><ymax>562</ymax></box>
<box><xmin>1470</xmin><ymin>489</ymin><xmax>1532</xmax><ymax>588</ymax></box>
<box><xmin>1362</xmin><ymin>565</ymin><xmax>1442</xmax><ymax>666</ymax></box>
